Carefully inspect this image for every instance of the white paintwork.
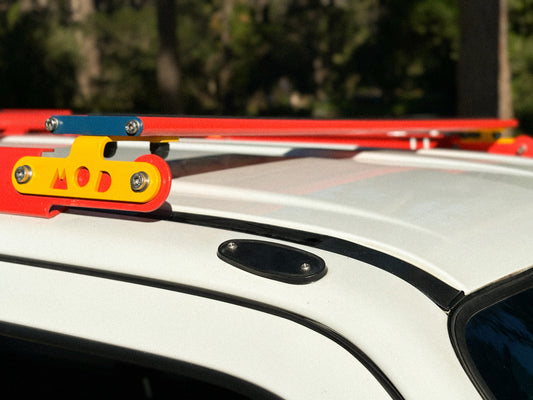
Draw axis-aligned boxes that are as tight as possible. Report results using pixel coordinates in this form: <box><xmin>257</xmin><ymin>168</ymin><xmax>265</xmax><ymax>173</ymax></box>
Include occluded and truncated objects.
<box><xmin>4</xmin><ymin>135</ymin><xmax>532</xmax><ymax>399</ymax></box>
<box><xmin>418</xmin><ymin>147</ymin><xmax>533</xmax><ymax>166</ymax></box>
<box><xmin>165</xmin><ymin>146</ymin><xmax>533</xmax><ymax>292</ymax></box>
<box><xmin>0</xmin><ymin>212</ymin><xmax>480</xmax><ymax>399</ymax></box>
<box><xmin>0</xmin><ymin>261</ymin><xmax>391</xmax><ymax>400</ymax></box>
<box><xmin>0</xmin><ymin>134</ymin><xmax>75</xmax><ymax>147</ymax></box>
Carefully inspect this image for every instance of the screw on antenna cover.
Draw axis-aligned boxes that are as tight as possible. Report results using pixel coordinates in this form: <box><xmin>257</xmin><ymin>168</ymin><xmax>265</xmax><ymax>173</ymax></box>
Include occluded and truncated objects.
<box><xmin>300</xmin><ymin>262</ymin><xmax>312</xmax><ymax>273</ymax></box>
<box><xmin>226</xmin><ymin>241</ymin><xmax>238</xmax><ymax>251</ymax></box>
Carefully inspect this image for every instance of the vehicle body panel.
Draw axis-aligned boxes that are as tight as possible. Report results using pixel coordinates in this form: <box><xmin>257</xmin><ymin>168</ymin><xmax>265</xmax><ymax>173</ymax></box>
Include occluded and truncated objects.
<box><xmin>0</xmin><ymin>210</ymin><xmax>479</xmax><ymax>399</ymax></box>
<box><xmin>165</xmin><ymin>140</ymin><xmax>533</xmax><ymax>292</ymax></box>
<box><xmin>2</xmin><ymin>133</ymin><xmax>532</xmax><ymax>399</ymax></box>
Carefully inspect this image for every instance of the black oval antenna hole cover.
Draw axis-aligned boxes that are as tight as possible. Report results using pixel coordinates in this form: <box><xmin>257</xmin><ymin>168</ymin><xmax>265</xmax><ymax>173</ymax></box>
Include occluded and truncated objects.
<box><xmin>217</xmin><ymin>239</ymin><xmax>327</xmax><ymax>284</ymax></box>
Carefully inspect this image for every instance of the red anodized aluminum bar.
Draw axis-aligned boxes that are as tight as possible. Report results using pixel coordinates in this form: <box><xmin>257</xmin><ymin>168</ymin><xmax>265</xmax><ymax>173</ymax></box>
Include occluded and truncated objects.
<box><xmin>0</xmin><ymin>109</ymin><xmax>71</xmax><ymax>135</ymax></box>
<box><xmin>138</xmin><ymin>116</ymin><xmax>518</xmax><ymax>137</ymax></box>
<box><xmin>136</xmin><ymin>116</ymin><xmax>521</xmax><ymax>153</ymax></box>
<box><xmin>44</xmin><ymin>114</ymin><xmax>526</xmax><ymax>154</ymax></box>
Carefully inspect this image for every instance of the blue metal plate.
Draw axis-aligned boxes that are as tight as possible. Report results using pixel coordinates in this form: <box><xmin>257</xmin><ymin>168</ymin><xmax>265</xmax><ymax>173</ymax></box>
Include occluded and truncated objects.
<box><xmin>49</xmin><ymin>116</ymin><xmax>143</xmax><ymax>136</ymax></box>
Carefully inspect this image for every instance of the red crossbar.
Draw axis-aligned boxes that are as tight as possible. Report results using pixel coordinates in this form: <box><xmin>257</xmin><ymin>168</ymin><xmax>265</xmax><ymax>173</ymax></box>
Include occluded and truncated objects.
<box><xmin>0</xmin><ymin>109</ymin><xmax>71</xmax><ymax>135</ymax></box>
<box><xmin>138</xmin><ymin>117</ymin><xmax>518</xmax><ymax>137</ymax></box>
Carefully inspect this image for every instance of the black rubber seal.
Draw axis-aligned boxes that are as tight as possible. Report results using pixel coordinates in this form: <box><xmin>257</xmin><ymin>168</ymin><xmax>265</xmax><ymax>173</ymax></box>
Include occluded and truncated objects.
<box><xmin>0</xmin><ymin>253</ymin><xmax>404</xmax><ymax>400</ymax></box>
<box><xmin>448</xmin><ymin>267</ymin><xmax>533</xmax><ymax>400</ymax></box>
<box><xmin>170</xmin><ymin>211</ymin><xmax>463</xmax><ymax>310</ymax></box>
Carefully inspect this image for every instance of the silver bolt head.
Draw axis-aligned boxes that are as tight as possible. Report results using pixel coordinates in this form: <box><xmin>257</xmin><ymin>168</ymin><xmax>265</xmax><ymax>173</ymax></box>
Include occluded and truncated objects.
<box><xmin>45</xmin><ymin>117</ymin><xmax>59</xmax><ymax>132</ymax></box>
<box><xmin>14</xmin><ymin>165</ymin><xmax>32</xmax><ymax>184</ymax></box>
<box><xmin>300</xmin><ymin>262</ymin><xmax>312</xmax><ymax>273</ymax></box>
<box><xmin>125</xmin><ymin>119</ymin><xmax>141</xmax><ymax>136</ymax></box>
<box><xmin>227</xmin><ymin>241</ymin><xmax>238</xmax><ymax>251</ymax></box>
<box><xmin>130</xmin><ymin>171</ymin><xmax>149</xmax><ymax>192</ymax></box>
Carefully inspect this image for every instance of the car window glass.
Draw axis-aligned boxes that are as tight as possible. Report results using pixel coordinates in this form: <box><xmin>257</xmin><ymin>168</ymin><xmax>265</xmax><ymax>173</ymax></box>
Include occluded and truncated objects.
<box><xmin>465</xmin><ymin>287</ymin><xmax>533</xmax><ymax>399</ymax></box>
<box><xmin>1</xmin><ymin>334</ymin><xmax>252</xmax><ymax>399</ymax></box>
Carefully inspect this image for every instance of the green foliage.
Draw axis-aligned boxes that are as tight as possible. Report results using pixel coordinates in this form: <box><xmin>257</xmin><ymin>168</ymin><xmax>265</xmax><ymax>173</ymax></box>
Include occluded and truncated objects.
<box><xmin>353</xmin><ymin>0</ymin><xmax>458</xmax><ymax>116</ymax></box>
<box><xmin>1</xmin><ymin>0</ymin><xmax>532</xmax><ymax>131</ymax></box>
<box><xmin>172</xmin><ymin>0</ymin><xmax>457</xmax><ymax>117</ymax></box>
<box><xmin>509</xmin><ymin>0</ymin><xmax>533</xmax><ymax>133</ymax></box>
<box><xmin>0</xmin><ymin>2</ymin><xmax>78</xmax><ymax>109</ymax></box>
<box><xmin>85</xmin><ymin>5</ymin><xmax>159</xmax><ymax>112</ymax></box>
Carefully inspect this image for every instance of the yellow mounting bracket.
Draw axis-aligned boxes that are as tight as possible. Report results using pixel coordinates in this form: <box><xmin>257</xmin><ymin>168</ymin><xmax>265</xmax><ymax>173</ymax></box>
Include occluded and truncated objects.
<box><xmin>12</xmin><ymin>136</ymin><xmax>163</xmax><ymax>203</ymax></box>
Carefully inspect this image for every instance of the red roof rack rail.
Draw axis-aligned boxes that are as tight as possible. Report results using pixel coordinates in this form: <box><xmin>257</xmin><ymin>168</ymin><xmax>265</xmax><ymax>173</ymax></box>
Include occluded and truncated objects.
<box><xmin>0</xmin><ymin>112</ymin><xmax>530</xmax><ymax>218</ymax></box>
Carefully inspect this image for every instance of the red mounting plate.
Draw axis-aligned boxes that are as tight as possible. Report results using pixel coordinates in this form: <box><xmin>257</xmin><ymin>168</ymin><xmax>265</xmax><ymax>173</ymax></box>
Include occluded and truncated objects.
<box><xmin>0</xmin><ymin>146</ymin><xmax>171</xmax><ymax>218</ymax></box>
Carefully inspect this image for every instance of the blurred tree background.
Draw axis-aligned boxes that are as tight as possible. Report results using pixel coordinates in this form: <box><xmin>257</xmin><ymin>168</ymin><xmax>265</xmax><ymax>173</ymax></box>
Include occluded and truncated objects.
<box><xmin>0</xmin><ymin>0</ymin><xmax>532</xmax><ymax>132</ymax></box>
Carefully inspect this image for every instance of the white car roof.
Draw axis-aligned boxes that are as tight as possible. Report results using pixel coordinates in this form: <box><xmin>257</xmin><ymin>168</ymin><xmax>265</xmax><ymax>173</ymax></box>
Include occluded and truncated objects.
<box><xmin>4</xmin><ymin>133</ymin><xmax>529</xmax><ymax>399</ymax></box>
<box><xmin>3</xmin><ymin>134</ymin><xmax>533</xmax><ymax>296</ymax></box>
<box><xmin>165</xmin><ymin>139</ymin><xmax>533</xmax><ymax>294</ymax></box>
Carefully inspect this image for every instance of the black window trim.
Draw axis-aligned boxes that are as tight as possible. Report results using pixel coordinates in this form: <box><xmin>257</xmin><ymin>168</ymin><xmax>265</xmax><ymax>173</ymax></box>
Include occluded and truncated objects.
<box><xmin>0</xmin><ymin>253</ymin><xmax>404</xmax><ymax>400</ymax></box>
<box><xmin>167</xmin><ymin>211</ymin><xmax>464</xmax><ymax>310</ymax></box>
<box><xmin>67</xmin><ymin>208</ymin><xmax>464</xmax><ymax>310</ymax></box>
<box><xmin>0</xmin><ymin>320</ymin><xmax>281</xmax><ymax>400</ymax></box>
<box><xmin>448</xmin><ymin>266</ymin><xmax>533</xmax><ymax>400</ymax></box>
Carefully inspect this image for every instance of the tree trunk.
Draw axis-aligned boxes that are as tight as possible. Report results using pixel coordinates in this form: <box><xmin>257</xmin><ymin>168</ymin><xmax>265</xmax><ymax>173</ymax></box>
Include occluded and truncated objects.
<box><xmin>156</xmin><ymin>0</ymin><xmax>182</xmax><ymax>114</ymax></box>
<box><xmin>70</xmin><ymin>0</ymin><xmax>100</xmax><ymax>105</ymax></box>
<box><xmin>219</xmin><ymin>0</ymin><xmax>235</xmax><ymax>114</ymax></box>
<box><xmin>458</xmin><ymin>0</ymin><xmax>512</xmax><ymax>123</ymax></box>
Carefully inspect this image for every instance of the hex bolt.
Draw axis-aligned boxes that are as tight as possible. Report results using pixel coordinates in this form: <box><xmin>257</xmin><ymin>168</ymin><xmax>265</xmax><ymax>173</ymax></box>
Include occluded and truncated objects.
<box><xmin>125</xmin><ymin>119</ymin><xmax>141</xmax><ymax>136</ymax></box>
<box><xmin>130</xmin><ymin>171</ymin><xmax>149</xmax><ymax>192</ymax></box>
<box><xmin>300</xmin><ymin>262</ymin><xmax>311</xmax><ymax>273</ymax></box>
<box><xmin>14</xmin><ymin>165</ymin><xmax>32</xmax><ymax>184</ymax></box>
<box><xmin>226</xmin><ymin>241</ymin><xmax>238</xmax><ymax>251</ymax></box>
<box><xmin>45</xmin><ymin>117</ymin><xmax>59</xmax><ymax>132</ymax></box>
